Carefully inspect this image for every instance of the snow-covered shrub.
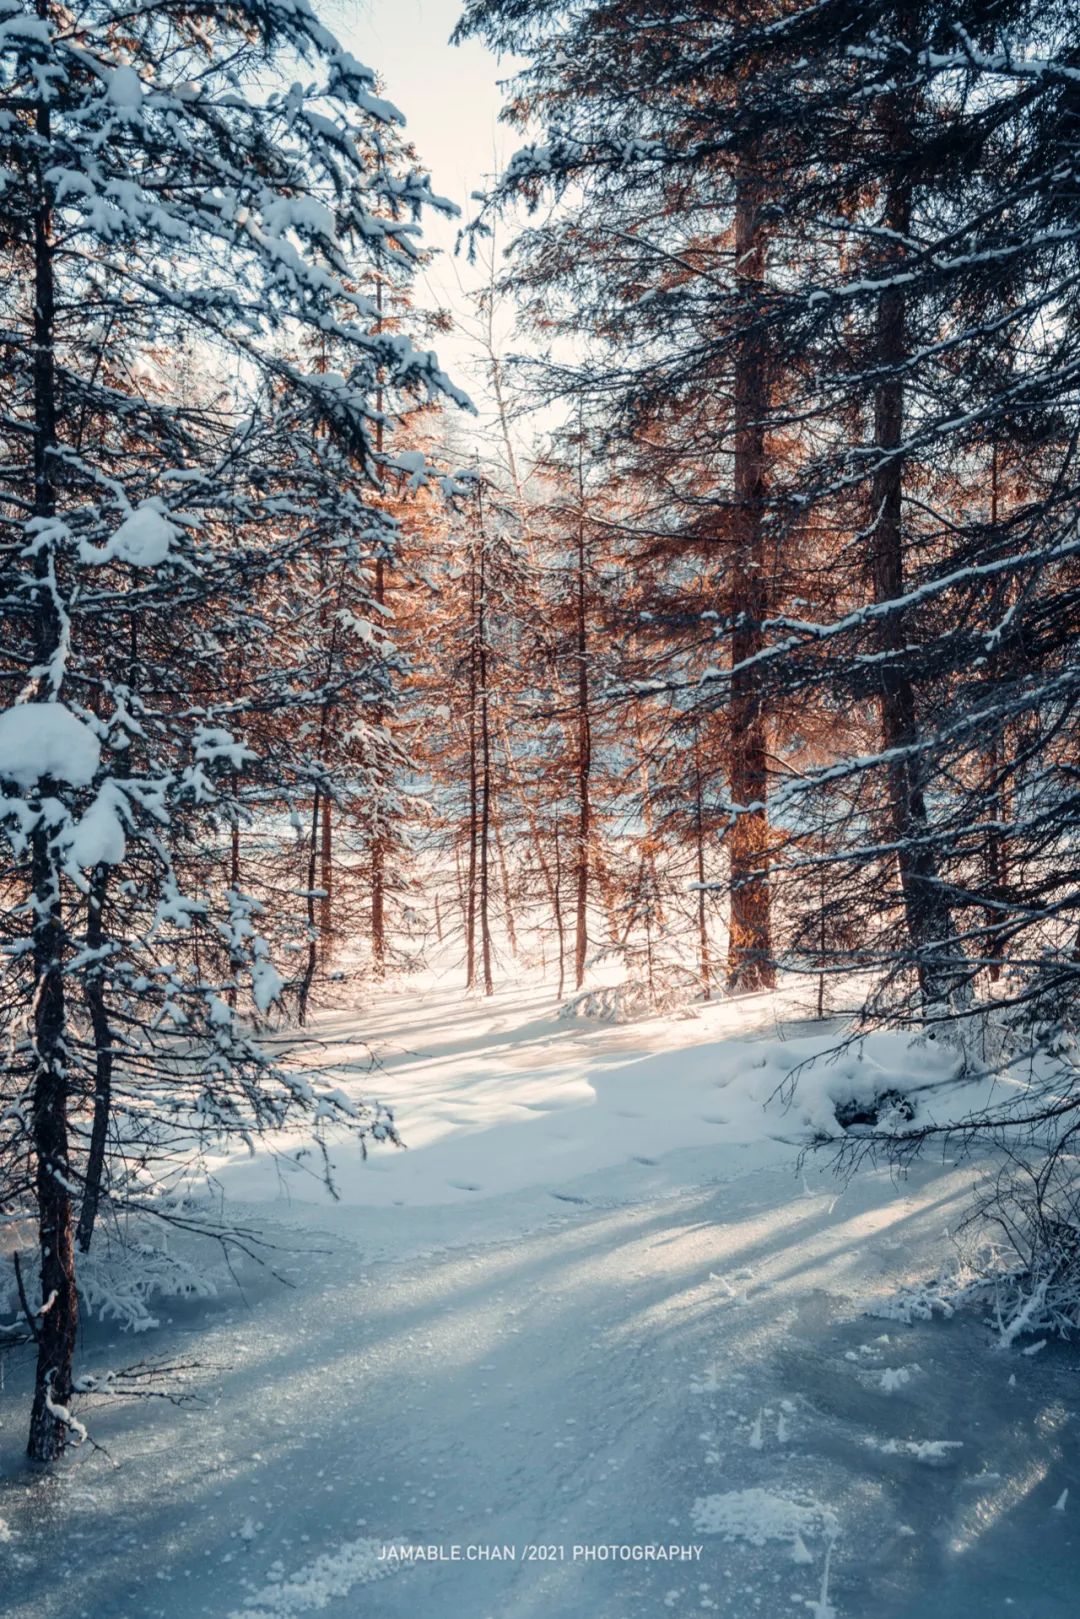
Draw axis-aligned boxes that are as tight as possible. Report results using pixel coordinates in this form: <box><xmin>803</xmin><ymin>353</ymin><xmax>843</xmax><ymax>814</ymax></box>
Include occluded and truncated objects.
<box><xmin>0</xmin><ymin>0</ymin><xmax>458</xmax><ymax>1459</ymax></box>
<box><xmin>75</xmin><ymin>1229</ymin><xmax>220</xmax><ymax>1334</ymax></box>
<box><xmin>1</xmin><ymin>1223</ymin><xmax>219</xmax><ymax>1336</ymax></box>
<box><xmin>559</xmin><ymin>966</ymin><xmax>701</xmax><ymax>1024</ymax></box>
<box><xmin>965</xmin><ymin>1153</ymin><xmax>1080</xmax><ymax>1344</ymax></box>
<box><xmin>862</xmin><ymin>1011</ymin><xmax>1080</xmax><ymax>1343</ymax></box>
<box><xmin>867</xmin><ymin>1144</ymin><xmax>1080</xmax><ymax>1348</ymax></box>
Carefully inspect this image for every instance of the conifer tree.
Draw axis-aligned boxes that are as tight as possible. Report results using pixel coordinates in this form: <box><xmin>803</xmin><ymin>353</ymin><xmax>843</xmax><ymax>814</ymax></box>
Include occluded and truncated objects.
<box><xmin>0</xmin><ymin>0</ymin><xmax>462</xmax><ymax>1459</ymax></box>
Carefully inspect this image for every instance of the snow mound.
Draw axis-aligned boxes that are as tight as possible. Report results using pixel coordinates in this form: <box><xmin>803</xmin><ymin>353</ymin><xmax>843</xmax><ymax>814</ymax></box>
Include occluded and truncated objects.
<box><xmin>0</xmin><ymin>701</ymin><xmax>100</xmax><ymax>788</ymax></box>
<box><xmin>559</xmin><ymin>971</ymin><xmax>698</xmax><ymax>1024</ymax></box>
<box><xmin>692</xmin><ymin>1487</ymin><xmax>839</xmax><ymax>1546</ymax></box>
<box><xmin>230</xmin><ymin>1536</ymin><xmax>395</xmax><ymax>1617</ymax></box>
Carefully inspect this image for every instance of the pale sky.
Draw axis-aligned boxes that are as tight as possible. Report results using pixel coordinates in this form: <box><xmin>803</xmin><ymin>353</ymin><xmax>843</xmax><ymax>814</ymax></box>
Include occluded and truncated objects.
<box><xmin>328</xmin><ymin>0</ymin><xmax>529</xmax><ymax>429</ymax></box>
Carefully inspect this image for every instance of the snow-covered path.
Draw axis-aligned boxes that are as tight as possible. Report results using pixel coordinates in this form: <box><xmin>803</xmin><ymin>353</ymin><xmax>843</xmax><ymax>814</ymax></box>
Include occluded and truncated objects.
<box><xmin>2</xmin><ymin>978</ymin><xmax>1078</xmax><ymax>1618</ymax></box>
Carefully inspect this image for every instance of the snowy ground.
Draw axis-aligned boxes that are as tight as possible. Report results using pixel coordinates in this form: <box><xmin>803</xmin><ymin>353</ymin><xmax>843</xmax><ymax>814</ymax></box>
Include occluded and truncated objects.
<box><xmin>2</xmin><ymin>973</ymin><xmax>1078</xmax><ymax>1618</ymax></box>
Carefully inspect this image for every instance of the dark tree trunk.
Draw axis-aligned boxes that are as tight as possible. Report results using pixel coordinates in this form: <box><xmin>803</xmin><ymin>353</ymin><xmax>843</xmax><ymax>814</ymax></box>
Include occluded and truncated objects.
<box><xmin>465</xmin><ymin>541</ymin><xmax>479</xmax><ymax>990</ymax></box>
<box><xmin>76</xmin><ymin>865</ymin><xmax>112</xmax><ymax>1253</ymax></box>
<box><xmin>694</xmin><ymin>740</ymin><xmax>712</xmax><ymax>1000</ymax></box>
<box><xmin>574</xmin><ymin>477</ymin><xmax>591</xmax><ymax>991</ymax></box>
<box><xmin>726</xmin><ymin>145</ymin><xmax>775</xmax><ymax>993</ymax></box>
<box><xmin>26</xmin><ymin>71</ymin><xmax>80</xmax><ymax>1463</ymax></box>
<box><xmin>298</xmin><ymin>613</ymin><xmax>339</xmax><ymax>1023</ymax></box>
<box><xmin>984</xmin><ymin>445</ymin><xmax>1008</xmax><ymax>983</ymax></box>
<box><xmin>985</xmin><ymin>758</ymin><xmax>1009</xmax><ymax>984</ymax></box>
<box><xmin>453</xmin><ymin>840</ymin><xmax>468</xmax><ymax>939</ymax></box>
<box><xmin>478</xmin><ymin>693</ymin><xmax>494</xmax><ymax>998</ymax></box>
<box><xmin>553</xmin><ymin>817</ymin><xmax>566</xmax><ymax>1002</ymax></box>
<box><xmin>298</xmin><ymin>784</ymin><xmax>321</xmax><ymax>1025</ymax></box>
<box><xmin>476</xmin><ymin>491</ymin><xmax>494</xmax><ymax>997</ymax></box>
<box><xmin>370</xmin><ymin>273</ymin><xmax>389</xmax><ymax>979</ymax></box>
<box><xmin>320</xmin><ymin>796</ymin><xmax>333</xmax><ymax>966</ymax></box>
<box><xmin>871</xmin><ymin>99</ymin><xmax>952</xmax><ymax>1005</ymax></box>
<box><xmin>227</xmin><ymin>778</ymin><xmax>240</xmax><ymax>1011</ymax></box>
<box><xmin>27</xmin><ymin>854</ymin><xmax>79</xmax><ymax>1462</ymax></box>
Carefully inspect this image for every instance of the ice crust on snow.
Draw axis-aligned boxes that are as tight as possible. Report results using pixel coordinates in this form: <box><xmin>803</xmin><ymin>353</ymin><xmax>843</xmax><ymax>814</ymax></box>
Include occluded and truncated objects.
<box><xmin>231</xmin><ymin>1536</ymin><xmax>394</xmax><ymax>1616</ymax></box>
<box><xmin>868</xmin><ymin>1437</ymin><xmax>963</xmax><ymax>1465</ymax></box>
<box><xmin>0</xmin><ymin>702</ymin><xmax>100</xmax><ymax>788</ymax></box>
<box><xmin>692</xmin><ymin>1488</ymin><xmax>839</xmax><ymax>1546</ymax></box>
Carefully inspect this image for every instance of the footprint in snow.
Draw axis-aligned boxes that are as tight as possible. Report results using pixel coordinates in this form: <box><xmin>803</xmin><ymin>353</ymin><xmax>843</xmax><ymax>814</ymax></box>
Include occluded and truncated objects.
<box><xmin>447</xmin><ymin>1180</ymin><xmax>482</xmax><ymax>1192</ymax></box>
<box><xmin>550</xmin><ymin>1191</ymin><xmax>589</xmax><ymax>1205</ymax></box>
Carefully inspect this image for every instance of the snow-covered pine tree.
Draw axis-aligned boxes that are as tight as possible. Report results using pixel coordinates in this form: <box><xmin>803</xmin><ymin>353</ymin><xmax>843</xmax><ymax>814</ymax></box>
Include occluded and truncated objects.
<box><xmin>0</xmin><ymin>0</ymin><xmax>464</xmax><ymax>1460</ymax></box>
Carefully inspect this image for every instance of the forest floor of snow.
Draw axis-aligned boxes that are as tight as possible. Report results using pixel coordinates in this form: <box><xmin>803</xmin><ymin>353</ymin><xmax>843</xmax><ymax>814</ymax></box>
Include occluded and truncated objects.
<box><xmin>2</xmin><ymin>970</ymin><xmax>1078</xmax><ymax>1618</ymax></box>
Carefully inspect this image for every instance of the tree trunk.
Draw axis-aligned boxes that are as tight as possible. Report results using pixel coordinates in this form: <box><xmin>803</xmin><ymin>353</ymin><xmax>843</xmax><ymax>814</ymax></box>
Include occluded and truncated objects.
<box><xmin>453</xmin><ymin>840</ymin><xmax>468</xmax><ymax>940</ymax></box>
<box><xmin>694</xmin><ymin>740</ymin><xmax>712</xmax><ymax>1000</ymax></box>
<box><xmin>574</xmin><ymin>470</ymin><xmax>591</xmax><ymax>991</ymax></box>
<box><xmin>76</xmin><ymin>865</ymin><xmax>113</xmax><ymax>1254</ymax></box>
<box><xmin>817</xmin><ymin>801</ymin><xmax>828</xmax><ymax>1020</ymax></box>
<box><xmin>553</xmin><ymin>817</ymin><xmax>566</xmax><ymax>1002</ymax></box>
<box><xmin>726</xmin><ymin>145</ymin><xmax>775</xmax><ymax>993</ymax></box>
<box><xmin>479</xmin><ymin>692</ymin><xmax>494</xmax><ymax>998</ymax></box>
<box><xmin>26</xmin><ymin>74</ymin><xmax>79</xmax><ymax>1462</ymax></box>
<box><xmin>476</xmin><ymin>490</ymin><xmax>495</xmax><ymax>997</ymax></box>
<box><xmin>501</xmin><ymin>721</ymin><xmax>559</xmax><ymax>918</ymax></box>
<box><xmin>27</xmin><ymin>841</ymin><xmax>79</xmax><ymax>1462</ymax></box>
<box><xmin>227</xmin><ymin>780</ymin><xmax>240</xmax><ymax>1011</ymax></box>
<box><xmin>871</xmin><ymin>99</ymin><xmax>952</xmax><ymax>1006</ymax></box>
<box><xmin>297</xmin><ymin>784</ymin><xmax>321</xmax><ymax>1024</ymax></box>
<box><xmin>985</xmin><ymin>748</ymin><xmax>1009</xmax><ymax>984</ymax></box>
<box><xmin>299</xmin><ymin>615</ymin><xmax>339</xmax><ymax>1022</ymax></box>
<box><xmin>320</xmin><ymin>796</ymin><xmax>333</xmax><ymax>967</ymax></box>
<box><xmin>984</xmin><ymin>444</ymin><xmax>1008</xmax><ymax>983</ymax></box>
<box><xmin>492</xmin><ymin>806</ymin><xmax>517</xmax><ymax>957</ymax></box>
<box><xmin>465</xmin><ymin>541</ymin><xmax>479</xmax><ymax>990</ymax></box>
<box><xmin>370</xmin><ymin>556</ymin><xmax>387</xmax><ymax>977</ymax></box>
<box><xmin>592</xmin><ymin>844</ymin><xmax>622</xmax><ymax>946</ymax></box>
<box><xmin>370</xmin><ymin>820</ymin><xmax>386</xmax><ymax>977</ymax></box>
